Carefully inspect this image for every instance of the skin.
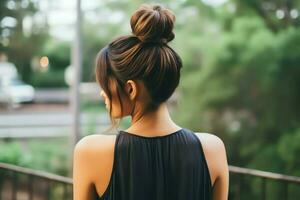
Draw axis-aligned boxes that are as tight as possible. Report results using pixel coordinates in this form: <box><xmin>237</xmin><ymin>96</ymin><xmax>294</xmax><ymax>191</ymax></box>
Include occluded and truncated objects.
<box><xmin>73</xmin><ymin>79</ymin><xmax>229</xmax><ymax>200</ymax></box>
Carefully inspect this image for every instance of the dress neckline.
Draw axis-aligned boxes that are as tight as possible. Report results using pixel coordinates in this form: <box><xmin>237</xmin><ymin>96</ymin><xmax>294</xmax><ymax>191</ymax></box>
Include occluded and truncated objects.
<box><xmin>119</xmin><ymin>128</ymin><xmax>184</xmax><ymax>139</ymax></box>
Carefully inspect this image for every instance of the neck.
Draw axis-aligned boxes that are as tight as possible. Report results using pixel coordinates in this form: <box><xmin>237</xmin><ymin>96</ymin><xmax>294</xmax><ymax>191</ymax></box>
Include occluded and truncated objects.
<box><xmin>126</xmin><ymin>103</ymin><xmax>181</xmax><ymax>136</ymax></box>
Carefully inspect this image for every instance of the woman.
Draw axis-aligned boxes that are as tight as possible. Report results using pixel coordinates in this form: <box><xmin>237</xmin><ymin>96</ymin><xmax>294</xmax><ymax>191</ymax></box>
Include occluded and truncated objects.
<box><xmin>73</xmin><ymin>4</ymin><xmax>228</xmax><ymax>200</ymax></box>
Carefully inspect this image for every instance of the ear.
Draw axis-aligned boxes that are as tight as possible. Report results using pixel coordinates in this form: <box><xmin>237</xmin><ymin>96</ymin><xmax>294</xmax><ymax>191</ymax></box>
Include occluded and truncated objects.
<box><xmin>125</xmin><ymin>80</ymin><xmax>138</xmax><ymax>100</ymax></box>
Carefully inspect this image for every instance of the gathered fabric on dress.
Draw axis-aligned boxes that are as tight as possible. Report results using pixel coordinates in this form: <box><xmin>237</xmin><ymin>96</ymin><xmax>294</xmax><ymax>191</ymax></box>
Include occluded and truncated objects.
<box><xmin>97</xmin><ymin>128</ymin><xmax>212</xmax><ymax>200</ymax></box>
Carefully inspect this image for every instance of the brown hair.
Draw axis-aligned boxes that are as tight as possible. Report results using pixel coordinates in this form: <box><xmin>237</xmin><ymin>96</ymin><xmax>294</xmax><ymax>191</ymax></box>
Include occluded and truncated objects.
<box><xmin>95</xmin><ymin>4</ymin><xmax>182</xmax><ymax>128</ymax></box>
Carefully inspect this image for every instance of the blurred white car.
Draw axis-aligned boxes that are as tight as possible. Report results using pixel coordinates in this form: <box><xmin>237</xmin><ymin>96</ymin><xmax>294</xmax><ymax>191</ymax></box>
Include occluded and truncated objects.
<box><xmin>0</xmin><ymin>86</ymin><xmax>11</xmax><ymax>106</ymax></box>
<box><xmin>0</xmin><ymin>62</ymin><xmax>35</xmax><ymax>106</ymax></box>
<box><xmin>5</xmin><ymin>78</ymin><xmax>35</xmax><ymax>103</ymax></box>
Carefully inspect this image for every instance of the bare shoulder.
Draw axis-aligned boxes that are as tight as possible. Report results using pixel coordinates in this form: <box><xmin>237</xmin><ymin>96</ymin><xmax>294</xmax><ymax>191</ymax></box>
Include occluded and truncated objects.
<box><xmin>73</xmin><ymin>134</ymin><xmax>117</xmax><ymax>183</ymax></box>
<box><xmin>73</xmin><ymin>134</ymin><xmax>117</xmax><ymax>198</ymax></box>
<box><xmin>194</xmin><ymin>132</ymin><xmax>228</xmax><ymax>186</ymax></box>
<box><xmin>194</xmin><ymin>132</ymin><xmax>226</xmax><ymax>152</ymax></box>
<box><xmin>74</xmin><ymin>134</ymin><xmax>116</xmax><ymax>154</ymax></box>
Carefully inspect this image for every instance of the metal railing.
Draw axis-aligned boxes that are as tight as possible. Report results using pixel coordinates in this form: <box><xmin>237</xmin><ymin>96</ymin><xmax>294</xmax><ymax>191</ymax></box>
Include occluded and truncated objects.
<box><xmin>1</xmin><ymin>162</ymin><xmax>300</xmax><ymax>200</ymax></box>
<box><xmin>229</xmin><ymin>166</ymin><xmax>300</xmax><ymax>200</ymax></box>
<box><xmin>0</xmin><ymin>162</ymin><xmax>72</xmax><ymax>200</ymax></box>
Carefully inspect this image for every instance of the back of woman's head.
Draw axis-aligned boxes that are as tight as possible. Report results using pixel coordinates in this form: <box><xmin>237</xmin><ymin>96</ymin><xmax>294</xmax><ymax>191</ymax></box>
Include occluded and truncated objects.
<box><xmin>95</xmin><ymin>4</ymin><xmax>182</xmax><ymax>122</ymax></box>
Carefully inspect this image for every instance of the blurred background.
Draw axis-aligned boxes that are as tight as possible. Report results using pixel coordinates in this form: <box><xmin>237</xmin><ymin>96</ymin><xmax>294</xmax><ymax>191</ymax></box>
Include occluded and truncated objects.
<box><xmin>0</xmin><ymin>0</ymin><xmax>300</xmax><ymax>199</ymax></box>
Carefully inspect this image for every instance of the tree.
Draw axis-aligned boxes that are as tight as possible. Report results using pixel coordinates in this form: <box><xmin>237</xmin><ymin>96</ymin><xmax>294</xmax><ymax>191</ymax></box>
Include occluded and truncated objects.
<box><xmin>175</xmin><ymin>6</ymin><xmax>300</xmax><ymax>196</ymax></box>
<box><xmin>233</xmin><ymin>0</ymin><xmax>300</xmax><ymax>31</ymax></box>
<box><xmin>0</xmin><ymin>0</ymin><xmax>48</xmax><ymax>82</ymax></box>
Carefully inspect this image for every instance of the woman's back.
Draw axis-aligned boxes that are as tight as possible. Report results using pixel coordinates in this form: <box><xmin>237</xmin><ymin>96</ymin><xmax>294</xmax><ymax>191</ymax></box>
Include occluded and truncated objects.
<box><xmin>98</xmin><ymin>128</ymin><xmax>212</xmax><ymax>200</ymax></box>
<box><xmin>73</xmin><ymin>4</ymin><xmax>228</xmax><ymax>200</ymax></box>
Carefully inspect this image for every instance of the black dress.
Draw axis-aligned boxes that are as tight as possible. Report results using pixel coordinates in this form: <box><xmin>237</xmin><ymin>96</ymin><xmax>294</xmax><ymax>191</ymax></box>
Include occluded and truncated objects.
<box><xmin>98</xmin><ymin>128</ymin><xmax>213</xmax><ymax>200</ymax></box>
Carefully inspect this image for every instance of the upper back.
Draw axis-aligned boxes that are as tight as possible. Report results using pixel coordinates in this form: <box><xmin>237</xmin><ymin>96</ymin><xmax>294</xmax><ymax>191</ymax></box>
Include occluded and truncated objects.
<box><xmin>74</xmin><ymin>128</ymin><xmax>228</xmax><ymax>200</ymax></box>
<box><xmin>95</xmin><ymin>128</ymin><xmax>213</xmax><ymax>200</ymax></box>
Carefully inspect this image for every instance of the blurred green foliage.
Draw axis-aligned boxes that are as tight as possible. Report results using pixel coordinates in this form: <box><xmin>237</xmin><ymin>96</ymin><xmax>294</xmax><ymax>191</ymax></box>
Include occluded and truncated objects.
<box><xmin>30</xmin><ymin>69</ymin><xmax>67</xmax><ymax>87</ymax></box>
<box><xmin>0</xmin><ymin>138</ymin><xmax>70</xmax><ymax>176</ymax></box>
<box><xmin>0</xmin><ymin>0</ymin><xmax>49</xmax><ymax>82</ymax></box>
<box><xmin>174</xmin><ymin>1</ymin><xmax>300</xmax><ymax>177</ymax></box>
<box><xmin>43</xmin><ymin>40</ymin><xmax>71</xmax><ymax>71</ymax></box>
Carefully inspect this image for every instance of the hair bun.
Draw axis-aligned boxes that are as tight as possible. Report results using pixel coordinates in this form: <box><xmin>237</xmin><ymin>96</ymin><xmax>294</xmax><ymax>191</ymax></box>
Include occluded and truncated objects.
<box><xmin>130</xmin><ymin>4</ymin><xmax>175</xmax><ymax>44</ymax></box>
